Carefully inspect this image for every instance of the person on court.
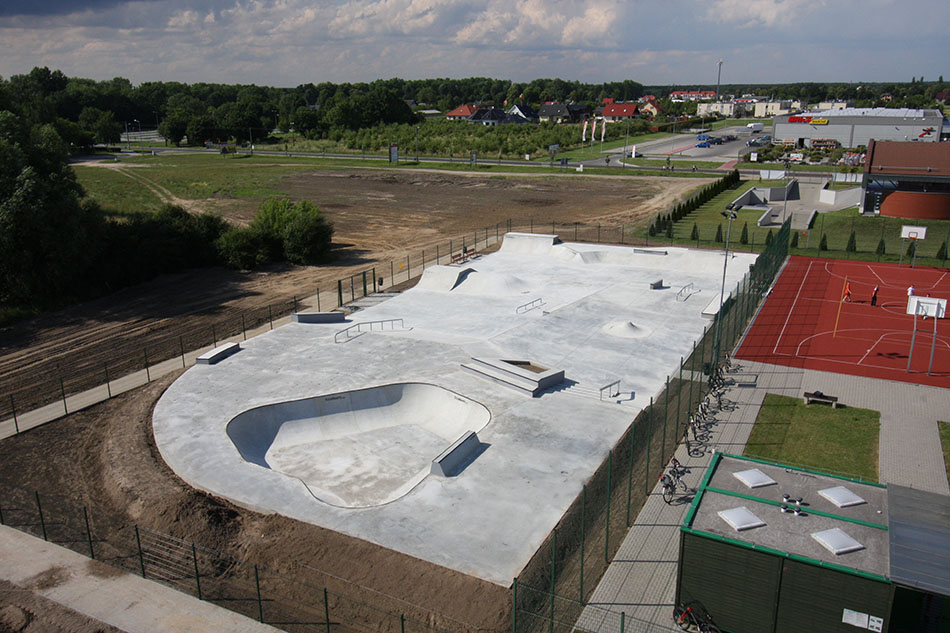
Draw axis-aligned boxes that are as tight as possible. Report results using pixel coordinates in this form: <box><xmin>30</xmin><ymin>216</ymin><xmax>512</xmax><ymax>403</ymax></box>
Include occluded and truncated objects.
<box><xmin>843</xmin><ymin>282</ymin><xmax>852</xmax><ymax>302</ymax></box>
<box><xmin>908</xmin><ymin>285</ymin><xmax>915</xmax><ymax>297</ymax></box>
<box><xmin>871</xmin><ymin>286</ymin><xmax>879</xmax><ymax>306</ymax></box>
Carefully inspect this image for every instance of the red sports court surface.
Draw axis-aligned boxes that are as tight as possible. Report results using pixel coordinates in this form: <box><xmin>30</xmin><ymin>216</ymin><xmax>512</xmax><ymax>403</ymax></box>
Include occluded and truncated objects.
<box><xmin>737</xmin><ymin>256</ymin><xmax>950</xmax><ymax>388</ymax></box>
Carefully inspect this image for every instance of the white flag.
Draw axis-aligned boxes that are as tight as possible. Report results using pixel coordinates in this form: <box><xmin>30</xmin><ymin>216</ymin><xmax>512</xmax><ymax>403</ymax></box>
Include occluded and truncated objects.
<box><xmin>601</xmin><ymin>118</ymin><xmax>606</xmax><ymax>141</ymax></box>
<box><xmin>590</xmin><ymin>118</ymin><xmax>597</xmax><ymax>141</ymax></box>
<box><xmin>582</xmin><ymin>119</ymin><xmax>588</xmax><ymax>142</ymax></box>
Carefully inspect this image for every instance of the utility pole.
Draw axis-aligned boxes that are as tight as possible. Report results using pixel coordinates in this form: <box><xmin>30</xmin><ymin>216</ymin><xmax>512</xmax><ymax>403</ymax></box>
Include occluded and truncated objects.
<box><xmin>716</xmin><ymin>60</ymin><xmax>724</xmax><ymax>100</ymax></box>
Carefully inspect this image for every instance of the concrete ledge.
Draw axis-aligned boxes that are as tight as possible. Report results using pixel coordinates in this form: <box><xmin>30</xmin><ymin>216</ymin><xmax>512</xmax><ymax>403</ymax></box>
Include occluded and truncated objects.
<box><xmin>431</xmin><ymin>430</ymin><xmax>481</xmax><ymax>477</ymax></box>
<box><xmin>291</xmin><ymin>312</ymin><xmax>346</xmax><ymax>324</ymax></box>
<box><xmin>196</xmin><ymin>342</ymin><xmax>240</xmax><ymax>365</ymax></box>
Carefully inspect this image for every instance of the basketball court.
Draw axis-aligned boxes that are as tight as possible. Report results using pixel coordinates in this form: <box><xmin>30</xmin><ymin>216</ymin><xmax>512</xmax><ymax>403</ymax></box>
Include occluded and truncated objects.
<box><xmin>737</xmin><ymin>255</ymin><xmax>950</xmax><ymax>388</ymax></box>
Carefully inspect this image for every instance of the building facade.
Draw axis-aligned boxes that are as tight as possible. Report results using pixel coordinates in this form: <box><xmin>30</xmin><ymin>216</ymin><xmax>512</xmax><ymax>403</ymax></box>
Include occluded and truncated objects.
<box><xmin>773</xmin><ymin>108</ymin><xmax>945</xmax><ymax>149</ymax></box>
<box><xmin>861</xmin><ymin>139</ymin><xmax>950</xmax><ymax>219</ymax></box>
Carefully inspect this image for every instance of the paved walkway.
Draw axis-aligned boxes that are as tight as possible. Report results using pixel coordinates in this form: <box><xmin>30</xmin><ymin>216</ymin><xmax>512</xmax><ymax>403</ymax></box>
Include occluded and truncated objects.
<box><xmin>0</xmin><ymin>525</ymin><xmax>281</xmax><ymax>633</ymax></box>
<box><xmin>577</xmin><ymin>357</ymin><xmax>950</xmax><ymax>633</ymax></box>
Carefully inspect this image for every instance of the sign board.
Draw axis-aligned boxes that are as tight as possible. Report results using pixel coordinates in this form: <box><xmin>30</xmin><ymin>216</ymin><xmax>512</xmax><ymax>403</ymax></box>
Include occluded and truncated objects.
<box><xmin>548</xmin><ymin>144</ymin><xmax>559</xmax><ymax>154</ymax></box>
<box><xmin>900</xmin><ymin>225</ymin><xmax>927</xmax><ymax>239</ymax></box>
<box><xmin>630</xmin><ymin>144</ymin><xmax>636</xmax><ymax>158</ymax></box>
<box><xmin>470</xmin><ymin>151</ymin><xmax>477</xmax><ymax>165</ymax></box>
<box><xmin>907</xmin><ymin>296</ymin><xmax>947</xmax><ymax>318</ymax></box>
<box><xmin>750</xmin><ymin>152</ymin><xmax>758</xmax><ymax>162</ymax></box>
<box><xmin>389</xmin><ymin>143</ymin><xmax>398</xmax><ymax>163</ymax></box>
<box><xmin>560</xmin><ymin>158</ymin><xmax>568</xmax><ymax>168</ymax></box>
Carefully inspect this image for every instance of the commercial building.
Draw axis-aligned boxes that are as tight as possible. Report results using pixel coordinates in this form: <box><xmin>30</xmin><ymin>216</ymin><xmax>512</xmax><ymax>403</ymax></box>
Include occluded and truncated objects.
<box><xmin>773</xmin><ymin>108</ymin><xmax>945</xmax><ymax>149</ymax></box>
<box><xmin>861</xmin><ymin>139</ymin><xmax>950</xmax><ymax>219</ymax></box>
<box><xmin>677</xmin><ymin>453</ymin><xmax>950</xmax><ymax>633</ymax></box>
<box><xmin>753</xmin><ymin>100</ymin><xmax>804</xmax><ymax>118</ymax></box>
<box><xmin>696</xmin><ymin>101</ymin><xmax>751</xmax><ymax>118</ymax></box>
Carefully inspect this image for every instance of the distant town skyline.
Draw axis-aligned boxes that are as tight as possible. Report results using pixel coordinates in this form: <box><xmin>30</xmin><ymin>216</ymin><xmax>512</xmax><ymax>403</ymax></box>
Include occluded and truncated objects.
<box><xmin>1</xmin><ymin>0</ymin><xmax>946</xmax><ymax>88</ymax></box>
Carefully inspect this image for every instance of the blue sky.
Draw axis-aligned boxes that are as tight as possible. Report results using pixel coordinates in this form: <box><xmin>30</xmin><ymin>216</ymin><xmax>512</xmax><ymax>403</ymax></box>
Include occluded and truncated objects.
<box><xmin>1</xmin><ymin>0</ymin><xmax>946</xmax><ymax>87</ymax></box>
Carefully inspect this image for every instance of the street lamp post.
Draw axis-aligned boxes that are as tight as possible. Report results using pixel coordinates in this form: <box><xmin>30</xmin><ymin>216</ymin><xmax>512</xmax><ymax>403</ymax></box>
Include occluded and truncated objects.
<box><xmin>782</xmin><ymin>159</ymin><xmax>791</xmax><ymax>222</ymax></box>
<box><xmin>715</xmin><ymin>209</ymin><xmax>738</xmax><ymax>364</ymax></box>
<box><xmin>414</xmin><ymin>125</ymin><xmax>419</xmax><ymax>161</ymax></box>
<box><xmin>624</xmin><ymin>120</ymin><xmax>629</xmax><ymax>170</ymax></box>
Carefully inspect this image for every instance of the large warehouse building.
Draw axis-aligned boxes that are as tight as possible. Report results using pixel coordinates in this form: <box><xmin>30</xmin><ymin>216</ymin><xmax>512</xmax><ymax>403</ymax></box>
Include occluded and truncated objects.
<box><xmin>773</xmin><ymin>107</ymin><xmax>946</xmax><ymax>149</ymax></box>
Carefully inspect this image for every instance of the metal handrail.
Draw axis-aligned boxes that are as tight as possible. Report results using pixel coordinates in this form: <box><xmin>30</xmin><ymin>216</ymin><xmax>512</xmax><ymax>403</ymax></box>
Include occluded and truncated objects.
<box><xmin>599</xmin><ymin>380</ymin><xmax>621</xmax><ymax>400</ymax></box>
<box><xmin>334</xmin><ymin>318</ymin><xmax>405</xmax><ymax>343</ymax></box>
<box><xmin>515</xmin><ymin>298</ymin><xmax>544</xmax><ymax>314</ymax></box>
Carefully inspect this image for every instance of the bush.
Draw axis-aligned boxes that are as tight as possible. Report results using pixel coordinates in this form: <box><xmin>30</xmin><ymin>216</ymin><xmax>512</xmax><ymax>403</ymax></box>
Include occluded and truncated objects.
<box><xmin>666</xmin><ymin>220</ymin><xmax>674</xmax><ymax>239</ymax></box>
<box><xmin>906</xmin><ymin>240</ymin><xmax>916</xmax><ymax>259</ymax></box>
<box><xmin>790</xmin><ymin>231</ymin><xmax>799</xmax><ymax>248</ymax></box>
<box><xmin>876</xmin><ymin>238</ymin><xmax>886</xmax><ymax>255</ymax></box>
<box><xmin>691</xmin><ymin>222</ymin><xmax>699</xmax><ymax>241</ymax></box>
<box><xmin>846</xmin><ymin>231</ymin><xmax>857</xmax><ymax>253</ymax></box>
<box><xmin>715</xmin><ymin>223</ymin><xmax>723</xmax><ymax>243</ymax></box>
<box><xmin>216</xmin><ymin>227</ymin><xmax>270</xmax><ymax>270</ymax></box>
<box><xmin>765</xmin><ymin>230</ymin><xmax>773</xmax><ymax>246</ymax></box>
<box><xmin>819</xmin><ymin>233</ymin><xmax>828</xmax><ymax>251</ymax></box>
<box><xmin>739</xmin><ymin>222</ymin><xmax>749</xmax><ymax>245</ymax></box>
<box><xmin>937</xmin><ymin>241</ymin><xmax>947</xmax><ymax>261</ymax></box>
<box><xmin>282</xmin><ymin>208</ymin><xmax>335</xmax><ymax>265</ymax></box>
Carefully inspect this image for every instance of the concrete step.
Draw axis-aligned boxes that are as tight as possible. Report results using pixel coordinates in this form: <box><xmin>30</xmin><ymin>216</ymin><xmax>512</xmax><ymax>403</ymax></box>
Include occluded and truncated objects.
<box><xmin>460</xmin><ymin>363</ymin><xmax>537</xmax><ymax>396</ymax></box>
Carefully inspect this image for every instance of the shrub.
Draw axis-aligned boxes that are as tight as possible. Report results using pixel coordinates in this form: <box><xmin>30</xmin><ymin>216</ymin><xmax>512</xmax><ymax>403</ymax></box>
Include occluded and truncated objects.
<box><xmin>666</xmin><ymin>220</ymin><xmax>674</xmax><ymax>239</ymax></box>
<box><xmin>819</xmin><ymin>233</ymin><xmax>828</xmax><ymax>251</ymax></box>
<box><xmin>282</xmin><ymin>207</ymin><xmax>335</xmax><ymax>264</ymax></box>
<box><xmin>739</xmin><ymin>222</ymin><xmax>749</xmax><ymax>245</ymax></box>
<box><xmin>876</xmin><ymin>238</ymin><xmax>886</xmax><ymax>255</ymax></box>
<box><xmin>906</xmin><ymin>240</ymin><xmax>916</xmax><ymax>258</ymax></box>
<box><xmin>846</xmin><ymin>231</ymin><xmax>857</xmax><ymax>253</ymax></box>
<box><xmin>715</xmin><ymin>223</ymin><xmax>723</xmax><ymax>243</ymax></box>
<box><xmin>691</xmin><ymin>222</ymin><xmax>699</xmax><ymax>240</ymax></box>
<box><xmin>216</xmin><ymin>227</ymin><xmax>270</xmax><ymax>270</ymax></box>
<box><xmin>937</xmin><ymin>241</ymin><xmax>947</xmax><ymax>261</ymax></box>
<box><xmin>790</xmin><ymin>231</ymin><xmax>799</xmax><ymax>248</ymax></box>
<box><xmin>765</xmin><ymin>230</ymin><xmax>773</xmax><ymax>246</ymax></box>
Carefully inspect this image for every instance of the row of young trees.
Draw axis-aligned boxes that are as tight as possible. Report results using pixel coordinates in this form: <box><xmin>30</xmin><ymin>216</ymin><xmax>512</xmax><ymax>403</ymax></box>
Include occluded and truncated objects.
<box><xmin>648</xmin><ymin>170</ymin><xmax>742</xmax><ymax>237</ymax></box>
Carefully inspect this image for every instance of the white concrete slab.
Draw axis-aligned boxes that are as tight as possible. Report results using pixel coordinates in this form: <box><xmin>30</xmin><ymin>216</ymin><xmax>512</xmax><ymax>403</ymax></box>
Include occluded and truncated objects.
<box><xmin>153</xmin><ymin>235</ymin><xmax>757</xmax><ymax>587</ymax></box>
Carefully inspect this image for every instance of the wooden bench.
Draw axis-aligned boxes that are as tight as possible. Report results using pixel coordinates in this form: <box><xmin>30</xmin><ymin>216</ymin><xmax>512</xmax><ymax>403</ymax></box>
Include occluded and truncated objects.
<box><xmin>803</xmin><ymin>391</ymin><xmax>839</xmax><ymax>408</ymax></box>
<box><xmin>650</xmin><ymin>279</ymin><xmax>664</xmax><ymax>290</ymax></box>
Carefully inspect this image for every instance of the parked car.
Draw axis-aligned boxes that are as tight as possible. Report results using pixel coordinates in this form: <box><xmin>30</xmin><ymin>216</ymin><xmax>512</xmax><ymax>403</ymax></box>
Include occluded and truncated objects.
<box><xmin>709</xmin><ymin>137</ymin><xmax>723</xmax><ymax>145</ymax></box>
<box><xmin>697</xmin><ymin>134</ymin><xmax>710</xmax><ymax>141</ymax></box>
<box><xmin>696</xmin><ymin>141</ymin><xmax>711</xmax><ymax>148</ymax></box>
<box><xmin>721</xmin><ymin>134</ymin><xmax>737</xmax><ymax>142</ymax></box>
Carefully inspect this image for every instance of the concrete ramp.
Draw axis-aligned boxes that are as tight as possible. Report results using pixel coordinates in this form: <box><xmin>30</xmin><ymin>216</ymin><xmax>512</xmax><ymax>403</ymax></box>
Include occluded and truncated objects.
<box><xmin>500</xmin><ymin>232</ymin><xmax>560</xmax><ymax>254</ymax></box>
<box><xmin>602</xmin><ymin>321</ymin><xmax>653</xmax><ymax>339</ymax></box>
<box><xmin>225</xmin><ymin>383</ymin><xmax>490</xmax><ymax>507</ymax></box>
<box><xmin>452</xmin><ymin>271</ymin><xmax>531</xmax><ymax>295</ymax></box>
<box><xmin>416</xmin><ymin>266</ymin><xmax>476</xmax><ymax>292</ymax></box>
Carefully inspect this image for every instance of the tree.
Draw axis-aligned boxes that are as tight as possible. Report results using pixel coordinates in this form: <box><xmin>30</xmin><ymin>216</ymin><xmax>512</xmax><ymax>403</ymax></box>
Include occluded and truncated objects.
<box><xmin>876</xmin><ymin>238</ymin><xmax>886</xmax><ymax>256</ymax></box>
<box><xmin>0</xmin><ymin>111</ymin><xmax>100</xmax><ymax>307</ymax></box>
<box><xmin>906</xmin><ymin>240</ymin><xmax>916</xmax><ymax>259</ymax></box>
<box><xmin>691</xmin><ymin>222</ymin><xmax>699</xmax><ymax>241</ymax></box>
<box><xmin>765</xmin><ymin>230</ymin><xmax>773</xmax><ymax>246</ymax></box>
<box><xmin>739</xmin><ymin>222</ymin><xmax>749</xmax><ymax>245</ymax></box>
<box><xmin>937</xmin><ymin>240</ymin><xmax>947</xmax><ymax>261</ymax></box>
<box><xmin>790</xmin><ymin>231</ymin><xmax>799</xmax><ymax>248</ymax></box>
<box><xmin>819</xmin><ymin>233</ymin><xmax>828</xmax><ymax>251</ymax></box>
<box><xmin>715</xmin><ymin>223</ymin><xmax>723</xmax><ymax>243</ymax></box>
<box><xmin>846</xmin><ymin>231</ymin><xmax>857</xmax><ymax>253</ymax></box>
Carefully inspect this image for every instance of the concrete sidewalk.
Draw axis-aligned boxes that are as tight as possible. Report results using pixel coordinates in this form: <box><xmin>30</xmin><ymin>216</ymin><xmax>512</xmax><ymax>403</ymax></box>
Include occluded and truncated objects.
<box><xmin>578</xmin><ymin>358</ymin><xmax>950</xmax><ymax>632</ymax></box>
<box><xmin>0</xmin><ymin>525</ymin><xmax>281</xmax><ymax>633</ymax></box>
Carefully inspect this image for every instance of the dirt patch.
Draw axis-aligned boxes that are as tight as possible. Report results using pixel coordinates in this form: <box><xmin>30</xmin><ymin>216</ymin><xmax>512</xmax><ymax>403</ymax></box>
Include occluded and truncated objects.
<box><xmin>0</xmin><ymin>580</ymin><xmax>125</xmax><ymax>633</ymax></box>
<box><xmin>0</xmin><ymin>168</ymin><xmax>709</xmax><ymax>631</ymax></box>
<box><xmin>25</xmin><ymin>567</ymin><xmax>69</xmax><ymax>592</ymax></box>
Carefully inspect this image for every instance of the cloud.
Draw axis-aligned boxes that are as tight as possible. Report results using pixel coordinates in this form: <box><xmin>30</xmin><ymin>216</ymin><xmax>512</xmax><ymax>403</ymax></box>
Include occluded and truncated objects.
<box><xmin>0</xmin><ymin>0</ymin><xmax>947</xmax><ymax>86</ymax></box>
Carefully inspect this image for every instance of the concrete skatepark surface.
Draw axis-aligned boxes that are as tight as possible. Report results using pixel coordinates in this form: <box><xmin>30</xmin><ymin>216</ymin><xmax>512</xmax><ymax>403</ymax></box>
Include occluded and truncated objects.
<box><xmin>153</xmin><ymin>233</ymin><xmax>757</xmax><ymax>586</ymax></box>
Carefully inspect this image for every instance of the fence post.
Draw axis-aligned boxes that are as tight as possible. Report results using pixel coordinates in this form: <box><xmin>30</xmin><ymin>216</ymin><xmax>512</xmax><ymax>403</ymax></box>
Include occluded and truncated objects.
<box><xmin>400</xmin><ymin>613</ymin><xmax>406</xmax><ymax>633</ymax></box>
<box><xmin>645</xmin><ymin>398</ymin><xmax>653</xmax><ymax>494</ymax></box>
<box><xmin>10</xmin><ymin>395</ymin><xmax>18</xmax><ymax>434</ymax></box>
<box><xmin>212</xmin><ymin>324</ymin><xmax>217</xmax><ymax>347</ymax></box>
<box><xmin>580</xmin><ymin>485</ymin><xmax>586</xmax><ymax>601</ymax></box>
<box><xmin>135</xmin><ymin>525</ymin><xmax>145</xmax><ymax>577</ymax></box>
<box><xmin>436</xmin><ymin>244</ymin><xmax>440</xmax><ymax>264</ymax></box>
<box><xmin>373</xmin><ymin>267</ymin><xmax>377</xmax><ymax>292</ymax></box>
<box><xmin>390</xmin><ymin>261</ymin><xmax>395</xmax><ymax>284</ymax></box>
<box><xmin>324</xmin><ymin>587</ymin><xmax>332</xmax><ymax>633</ymax></box>
<box><xmin>598</xmin><ymin>224</ymin><xmax>601</xmax><ymax>242</ymax></box>
<box><xmin>678</xmin><ymin>358</ymin><xmax>684</xmax><ymax>440</ymax></box>
<box><xmin>626</xmin><ymin>424</ymin><xmax>634</xmax><ymax>526</ymax></box>
<box><xmin>0</xmin><ymin>499</ymin><xmax>4</xmax><ymax>525</ymax></box>
<box><xmin>350</xmin><ymin>276</ymin><xmax>355</xmax><ymax>301</ymax></box>
<box><xmin>549</xmin><ymin>527</ymin><xmax>556</xmax><ymax>633</ymax></box>
<box><xmin>422</xmin><ymin>250</ymin><xmax>425</xmax><ymax>271</ymax></box>
<box><xmin>60</xmin><ymin>376</ymin><xmax>68</xmax><ymax>414</ymax></box>
<box><xmin>241</xmin><ymin>314</ymin><xmax>247</xmax><ymax>341</ymax></box>
<box><xmin>605</xmin><ymin>450</ymin><xmax>612</xmax><ymax>563</ymax></box>
<box><xmin>83</xmin><ymin>506</ymin><xmax>94</xmax><ymax>559</ymax></box>
<box><xmin>254</xmin><ymin>564</ymin><xmax>264</xmax><ymax>622</ymax></box>
<box><xmin>35</xmin><ymin>491</ymin><xmax>47</xmax><ymax>541</ymax></box>
<box><xmin>317</xmin><ymin>288</ymin><xmax>321</xmax><ymax>311</ymax></box>
<box><xmin>191</xmin><ymin>542</ymin><xmax>202</xmax><ymax>600</ymax></box>
<box><xmin>143</xmin><ymin>347</ymin><xmax>151</xmax><ymax>382</ymax></box>
<box><xmin>689</xmin><ymin>342</ymin><xmax>697</xmax><ymax>414</ymax></box>
<box><xmin>338</xmin><ymin>280</ymin><xmax>343</xmax><ymax>308</ymax></box>
<box><xmin>662</xmin><ymin>377</ymin><xmax>669</xmax><ymax>462</ymax></box>
<box><xmin>512</xmin><ymin>579</ymin><xmax>518</xmax><ymax>633</ymax></box>
<box><xmin>293</xmin><ymin>296</ymin><xmax>297</xmax><ymax>312</ymax></box>
<box><xmin>180</xmin><ymin>336</ymin><xmax>186</xmax><ymax>368</ymax></box>
<box><xmin>268</xmin><ymin>305</ymin><xmax>273</xmax><ymax>330</ymax></box>
<box><xmin>621</xmin><ymin>611</ymin><xmax>626</xmax><ymax>633</ymax></box>
<box><xmin>621</xmin><ymin>225</ymin><xmax>624</xmax><ymax>244</ymax></box>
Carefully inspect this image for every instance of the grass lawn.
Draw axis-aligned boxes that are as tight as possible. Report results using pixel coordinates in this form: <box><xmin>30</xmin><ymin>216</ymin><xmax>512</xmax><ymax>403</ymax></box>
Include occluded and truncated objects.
<box><xmin>710</xmin><ymin>118</ymin><xmax>771</xmax><ymax>130</ymax></box>
<box><xmin>939</xmin><ymin>421</ymin><xmax>950</xmax><ymax>488</ymax></box>
<box><xmin>550</xmin><ymin>131</ymin><xmax>675</xmax><ymax>162</ymax></box>
<box><xmin>743</xmin><ymin>393</ymin><xmax>880</xmax><ymax>482</ymax></box>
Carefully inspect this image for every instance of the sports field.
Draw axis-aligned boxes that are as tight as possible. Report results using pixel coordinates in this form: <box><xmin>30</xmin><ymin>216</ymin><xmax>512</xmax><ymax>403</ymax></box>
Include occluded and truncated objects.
<box><xmin>737</xmin><ymin>256</ymin><xmax>950</xmax><ymax>388</ymax></box>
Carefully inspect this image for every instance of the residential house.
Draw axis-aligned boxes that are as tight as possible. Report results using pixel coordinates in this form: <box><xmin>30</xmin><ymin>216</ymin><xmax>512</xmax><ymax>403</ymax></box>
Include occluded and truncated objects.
<box><xmin>468</xmin><ymin>107</ymin><xmax>507</xmax><ymax>127</ymax></box>
<box><xmin>506</xmin><ymin>104</ymin><xmax>539</xmax><ymax>122</ymax></box>
<box><xmin>670</xmin><ymin>90</ymin><xmax>716</xmax><ymax>102</ymax></box>
<box><xmin>538</xmin><ymin>104</ymin><xmax>572</xmax><ymax>123</ymax></box>
<box><xmin>602</xmin><ymin>103</ymin><xmax>638</xmax><ymax>122</ymax></box>
<box><xmin>445</xmin><ymin>104</ymin><xmax>479</xmax><ymax>120</ymax></box>
<box><xmin>638</xmin><ymin>99</ymin><xmax>664</xmax><ymax>118</ymax></box>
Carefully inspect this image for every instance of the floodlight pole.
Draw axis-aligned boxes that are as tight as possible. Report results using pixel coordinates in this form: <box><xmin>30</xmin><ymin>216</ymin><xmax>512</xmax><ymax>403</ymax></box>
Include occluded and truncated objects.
<box><xmin>715</xmin><ymin>210</ymin><xmax>737</xmax><ymax>365</ymax></box>
<box><xmin>782</xmin><ymin>160</ymin><xmax>790</xmax><ymax>222</ymax></box>
<box><xmin>928</xmin><ymin>309</ymin><xmax>938</xmax><ymax>375</ymax></box>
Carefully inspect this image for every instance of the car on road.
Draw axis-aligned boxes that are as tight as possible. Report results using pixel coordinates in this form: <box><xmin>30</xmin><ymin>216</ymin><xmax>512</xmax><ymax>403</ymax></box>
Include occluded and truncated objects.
<box><xmin>696</xmin><ymin>141</ymin><xmax>711</xmax><ymax>148</ymax></box>
<box><xmin>697</xmin><ymin>134</ymin><xmax>710</xmax><ymax>141</ymax></box>
<box><xmin>709</xmin><ymin>137</ymin><xmax>723</xmax><ymax>145</ymax></box>
<box><xmin>721</xmin><ymin>134</ymin><xmax>737</xmax><ymax>142</ymax></box>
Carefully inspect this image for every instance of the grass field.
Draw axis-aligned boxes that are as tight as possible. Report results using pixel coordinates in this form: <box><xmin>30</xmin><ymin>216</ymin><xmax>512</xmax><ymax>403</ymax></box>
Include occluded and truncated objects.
<box><xmin>743</xmin><ymin>393</ymin><xmax>880</xmax><ymax>481</ymax></box>
<box><xmin>548</xmin><ymin>131</ymin><xmax>675</xmax><ymax>162</ymax></box>
<box><xmin>939</xmin><ymin>421</ymin><xmax>950</xmax><ymax>486</ymax></box>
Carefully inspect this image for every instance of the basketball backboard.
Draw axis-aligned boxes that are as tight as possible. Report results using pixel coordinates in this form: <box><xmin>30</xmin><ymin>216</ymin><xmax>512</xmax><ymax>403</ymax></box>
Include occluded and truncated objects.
<box><xmin>907</xmin><ymin>296</ymin><xmax>947</xmax><ymax>318</ymax></box>
<box><xmin>900</xmin><ymin>225</ymin><xmax>927</xmax><ymax>240</ymax></box>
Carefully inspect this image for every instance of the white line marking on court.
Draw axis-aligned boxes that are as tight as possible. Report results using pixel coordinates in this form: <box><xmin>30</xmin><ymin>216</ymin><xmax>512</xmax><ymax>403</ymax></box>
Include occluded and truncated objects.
<box><xmin>774</xmin><ymin>261</ymin><xmax>813</xmax><ymax>355</ymax></box>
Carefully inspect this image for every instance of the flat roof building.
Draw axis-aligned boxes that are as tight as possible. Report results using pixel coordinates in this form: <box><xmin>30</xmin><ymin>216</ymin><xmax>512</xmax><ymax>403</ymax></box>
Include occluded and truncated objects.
<box><xmin>676</xmin><ymin>454</ymin><xmax>950</xmax><ymax>633</ymax></box>
<box><xmin>773</xmin><ymin>108</ymin><xmax>945</xmax><ymax>149</ymax></box>
<box><xmin>862</xmin><ymin>140</ymin><xmax>950</xmax><ymax>219</ymax></box>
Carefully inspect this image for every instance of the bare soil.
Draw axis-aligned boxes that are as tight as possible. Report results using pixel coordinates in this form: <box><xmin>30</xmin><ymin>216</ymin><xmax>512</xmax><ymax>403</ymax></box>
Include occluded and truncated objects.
<box><xmin>0</xmin><ymin>168</ymin><xmax>708</xmax><ymax>631</ymax></box>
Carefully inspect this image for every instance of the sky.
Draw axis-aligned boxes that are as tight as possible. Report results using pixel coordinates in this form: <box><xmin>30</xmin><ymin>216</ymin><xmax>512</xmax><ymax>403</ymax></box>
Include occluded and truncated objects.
<box><xmin>0</xmin><ymin>0</ymin><xmax>947</xmax><ymax>88</ymax></box>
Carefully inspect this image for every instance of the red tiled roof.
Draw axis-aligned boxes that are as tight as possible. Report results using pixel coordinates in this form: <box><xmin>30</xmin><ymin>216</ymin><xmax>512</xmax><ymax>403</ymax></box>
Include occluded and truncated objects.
<box><xmin>445</xmin><ymin>104</ymin><xmax>478</xmax><ymax>118</ymax></box>
<box><xmin>865</xmin><ymin>140</ymin><xmax>950</xmax><ymax>178</ymax></box>
<box><xmin>603</xmin><ymin>104</ymin><xmax>638</xmax><ymax>117</ymax></box>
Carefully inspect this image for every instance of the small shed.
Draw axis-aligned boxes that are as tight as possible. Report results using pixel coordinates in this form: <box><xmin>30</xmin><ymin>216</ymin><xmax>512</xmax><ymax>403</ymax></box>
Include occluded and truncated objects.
<box><xmin>676</xmin><ymin>454</ymin><xmax>950</xmax><ymax>633</ymax></box>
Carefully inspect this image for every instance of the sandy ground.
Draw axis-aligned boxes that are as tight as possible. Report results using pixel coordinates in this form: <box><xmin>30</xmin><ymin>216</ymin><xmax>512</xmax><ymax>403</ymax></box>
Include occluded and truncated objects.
<box><xmin>0</xmin><ymin>168</ymin><xmax>709</xmax><ymax>631</ymax></box>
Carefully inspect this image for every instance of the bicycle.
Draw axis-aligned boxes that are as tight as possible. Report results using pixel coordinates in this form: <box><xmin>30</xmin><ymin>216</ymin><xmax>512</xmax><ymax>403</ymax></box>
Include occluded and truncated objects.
<box><xmin>660</xmin><ymin>458</ymin><xmax>690</xmax><ymax>503</ymax></box>
<box><xmin>673</xmin><ymin>603</ymin><xmax>722</xmax><ymax>632</ymax></box>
